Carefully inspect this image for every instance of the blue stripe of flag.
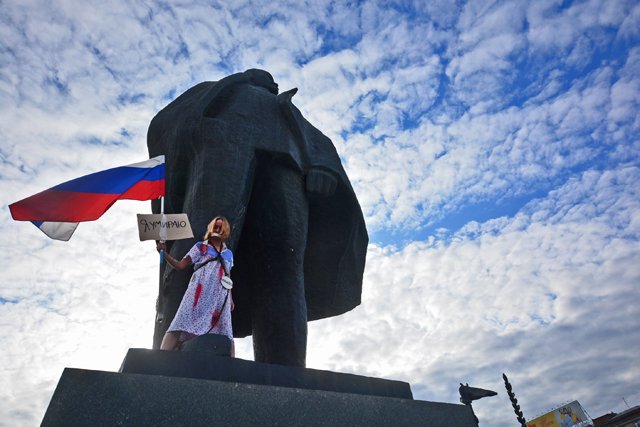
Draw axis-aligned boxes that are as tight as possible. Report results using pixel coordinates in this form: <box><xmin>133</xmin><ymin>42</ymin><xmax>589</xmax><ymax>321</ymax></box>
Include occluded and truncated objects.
<box><xmin>52</xmin><ymin>164</ymin><xmax>165</xmax><ymax>194</ymax></box>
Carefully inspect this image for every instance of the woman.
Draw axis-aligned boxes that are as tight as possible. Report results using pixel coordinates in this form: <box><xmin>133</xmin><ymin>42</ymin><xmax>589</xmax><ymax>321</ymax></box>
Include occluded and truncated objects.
<box><xmin>156</xmin><ymin>216</ymin><xmax>234</xmax><ymax>353</ymax></box>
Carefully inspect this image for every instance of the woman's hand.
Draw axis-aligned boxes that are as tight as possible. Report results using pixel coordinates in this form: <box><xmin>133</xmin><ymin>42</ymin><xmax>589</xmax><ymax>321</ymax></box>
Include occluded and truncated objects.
<box><xmin>157</xmin><ymin>241</ymin><xmax>166</xmax><ymax>252</ymax></box>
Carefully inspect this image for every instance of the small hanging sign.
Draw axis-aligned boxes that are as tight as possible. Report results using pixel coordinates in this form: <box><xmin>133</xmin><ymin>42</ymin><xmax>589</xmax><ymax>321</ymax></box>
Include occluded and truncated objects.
<box><xmin>137</xmin><ymin>213</ymin><xmax>194</xmax><ymax>241</ymax></box>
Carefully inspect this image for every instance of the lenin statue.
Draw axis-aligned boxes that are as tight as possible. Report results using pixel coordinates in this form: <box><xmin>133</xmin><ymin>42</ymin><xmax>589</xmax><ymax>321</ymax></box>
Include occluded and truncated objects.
<box><xmin>148</xmin><ymin>69</ymin><xmax>368</xmax><ymax>367</ymax></box>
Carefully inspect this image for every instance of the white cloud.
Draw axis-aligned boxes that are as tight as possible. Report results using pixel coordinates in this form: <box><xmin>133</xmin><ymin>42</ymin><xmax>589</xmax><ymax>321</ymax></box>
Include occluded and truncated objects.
<box><xmin>618</xmin><ymin>2</ymin><xmax>640</xmax><ymax>39</ymax></box>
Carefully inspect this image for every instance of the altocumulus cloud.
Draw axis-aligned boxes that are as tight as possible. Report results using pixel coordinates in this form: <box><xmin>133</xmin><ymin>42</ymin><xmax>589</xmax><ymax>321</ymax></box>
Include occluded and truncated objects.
<box><xmin>0</xmin><ymin>0</ymin><xmax>638</xmax><ymax>426</ymax></box>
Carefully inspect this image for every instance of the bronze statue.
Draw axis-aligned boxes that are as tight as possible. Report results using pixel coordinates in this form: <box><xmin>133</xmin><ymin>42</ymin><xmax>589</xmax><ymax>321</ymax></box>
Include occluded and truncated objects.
<box><xmin>148</xmin><ymin>69</ymin><xmax>368</xmax><ymax>367</ymax></box>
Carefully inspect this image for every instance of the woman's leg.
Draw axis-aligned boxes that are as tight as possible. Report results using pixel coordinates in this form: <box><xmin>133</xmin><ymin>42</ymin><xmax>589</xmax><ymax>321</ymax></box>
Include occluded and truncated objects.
<box><xmin>160</xmin><ymin>331</ymin><xmax>180</xmax><ymax>350</ymax></box>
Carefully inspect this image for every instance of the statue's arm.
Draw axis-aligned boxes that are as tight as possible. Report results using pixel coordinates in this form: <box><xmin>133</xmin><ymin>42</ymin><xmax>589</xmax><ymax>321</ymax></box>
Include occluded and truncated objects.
<box><xmin>305</xmin><ymin>166</ymin><xmax>338</xmax><ymax>197</ymax></box>
<box><xmin>276</xmin><ymin>89</ymin><xmax>339</xmax><ymax>197</ymax></box>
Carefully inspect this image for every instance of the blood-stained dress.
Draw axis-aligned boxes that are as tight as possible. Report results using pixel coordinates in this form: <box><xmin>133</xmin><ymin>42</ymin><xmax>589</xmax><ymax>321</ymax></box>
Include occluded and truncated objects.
<box><xmin>167</xmin><ymin>241</ymin><xmax>234</xmax><ymax>341</ymax></box>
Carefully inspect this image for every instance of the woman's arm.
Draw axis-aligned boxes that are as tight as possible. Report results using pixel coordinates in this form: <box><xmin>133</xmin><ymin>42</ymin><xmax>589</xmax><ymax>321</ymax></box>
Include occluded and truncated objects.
<box><xmin>157</xmin><ymin>242</ymin><xmax>192</xmax><ymax>270</ymax></box>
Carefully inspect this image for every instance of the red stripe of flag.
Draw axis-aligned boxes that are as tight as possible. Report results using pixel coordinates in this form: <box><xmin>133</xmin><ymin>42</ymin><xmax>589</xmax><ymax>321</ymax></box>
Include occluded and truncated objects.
<box><xmin>10</xmin><ymin>191</ymin><xmax>117</xmax><ymax>222</ymax></box>
<box><xmin>10</xmin><ymin>179</ymin><xmax>165</xmax><ymax>222</ymax></box>
<box><xmin>119</xmin><ymin>178</ymin><xmax>165</xmax><ymax>200</ymax></box>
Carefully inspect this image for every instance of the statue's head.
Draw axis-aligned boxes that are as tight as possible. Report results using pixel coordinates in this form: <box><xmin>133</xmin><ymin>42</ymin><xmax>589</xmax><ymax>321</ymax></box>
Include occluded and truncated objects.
<box><xmin>244</xmin><ymin>68</ymin><xmax>279</xmax><ymax>95</ymax></box>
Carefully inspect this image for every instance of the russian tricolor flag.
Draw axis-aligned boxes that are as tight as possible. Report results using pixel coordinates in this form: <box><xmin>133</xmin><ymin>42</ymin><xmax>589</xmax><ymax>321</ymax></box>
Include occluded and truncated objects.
<box><xmin>10</xmin><ymin>155</ymin><xmax>165</xmax><ymax>241</ymax></box>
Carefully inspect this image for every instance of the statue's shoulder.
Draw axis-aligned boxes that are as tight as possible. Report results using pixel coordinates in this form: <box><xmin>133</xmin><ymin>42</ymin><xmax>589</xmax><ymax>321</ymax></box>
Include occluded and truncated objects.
<box><xmin>158</xmin><ymin>82</ymin><xmax>216</xmax><ymax>112</ymax></box>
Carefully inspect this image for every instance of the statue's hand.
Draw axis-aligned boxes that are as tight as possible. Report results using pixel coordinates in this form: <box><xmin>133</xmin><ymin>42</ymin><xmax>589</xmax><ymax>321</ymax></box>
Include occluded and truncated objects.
<box><xmin>305</xmin><ymin>167</ymin><xmax>337</xmax><ymax>197</ymax></box>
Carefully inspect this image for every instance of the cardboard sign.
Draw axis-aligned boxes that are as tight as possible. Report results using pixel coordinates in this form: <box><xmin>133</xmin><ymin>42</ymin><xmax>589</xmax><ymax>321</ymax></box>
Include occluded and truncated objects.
<box><xmin>137</xmin><ymin>213</ymin><xmax>194</xmax><ymax>241</ymax></box>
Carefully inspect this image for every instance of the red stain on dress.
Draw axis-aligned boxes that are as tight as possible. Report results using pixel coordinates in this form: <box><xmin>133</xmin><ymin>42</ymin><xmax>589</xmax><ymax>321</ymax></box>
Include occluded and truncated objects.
<box><xmin>193</xmin><ymin>283</ymin><xmax>203</xmax><ymax>307</ymax></box>
<box><xmin>211</xmin><ymin>310</ymin><xmax>221</xmax><ymax>327</ymax></box>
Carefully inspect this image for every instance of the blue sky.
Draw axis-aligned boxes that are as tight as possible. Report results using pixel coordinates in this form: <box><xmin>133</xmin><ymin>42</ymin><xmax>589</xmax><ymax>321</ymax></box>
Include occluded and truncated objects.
<box><xmin>1</xmin><ymin>0</ymin><xmax>639</xmax><ymax>425</ymax></box>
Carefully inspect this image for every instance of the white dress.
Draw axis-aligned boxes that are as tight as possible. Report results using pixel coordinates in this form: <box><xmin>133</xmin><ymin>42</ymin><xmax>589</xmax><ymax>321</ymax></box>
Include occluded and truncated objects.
<box><xmin>167</xmin><ymin>241</ymin><xmax>234</xmax><ymax>341</ymax></box>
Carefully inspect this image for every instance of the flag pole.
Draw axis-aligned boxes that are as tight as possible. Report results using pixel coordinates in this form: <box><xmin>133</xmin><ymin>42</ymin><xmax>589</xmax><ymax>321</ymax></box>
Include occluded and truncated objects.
<box><xmin>159</xmin><ymin>196</ymin><xmax>165</xmax><ymax>263</ymax></box>
<box><xmin>156</xmin><ymin>196</ymin><xmax>166</xmax><ymax>326</ymax></box>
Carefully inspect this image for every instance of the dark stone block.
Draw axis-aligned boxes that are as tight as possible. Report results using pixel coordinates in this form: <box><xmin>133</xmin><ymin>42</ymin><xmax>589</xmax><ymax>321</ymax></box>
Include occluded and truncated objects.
<box><xmin>179</xmin><ymin>333</ymin><xmax>231</xmax><ymax>355</ymax></box>
<box><xmin>119</xmin><ymin>347</ymin><xmax>412</xmax><ymax>400</ymax></box>
<box><xmin>43</xmin><ymin>368</ymin><xmax>477</xmax><ymax>426</ymax></box>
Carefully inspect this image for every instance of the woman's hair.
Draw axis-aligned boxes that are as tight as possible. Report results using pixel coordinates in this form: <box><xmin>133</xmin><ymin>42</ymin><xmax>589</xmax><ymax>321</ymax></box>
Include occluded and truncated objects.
<box><xmin>203</xmin><ymin>216</ymin><xmax>231</xmax><ymax>242</ymax></box>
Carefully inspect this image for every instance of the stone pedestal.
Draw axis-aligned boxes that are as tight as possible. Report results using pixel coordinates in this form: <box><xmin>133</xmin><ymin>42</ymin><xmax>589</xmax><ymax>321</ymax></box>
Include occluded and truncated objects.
<box><xmin>42</xmin><ymin>336</ymin><xmax>477</xmax><ymax>426</ymax></box>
